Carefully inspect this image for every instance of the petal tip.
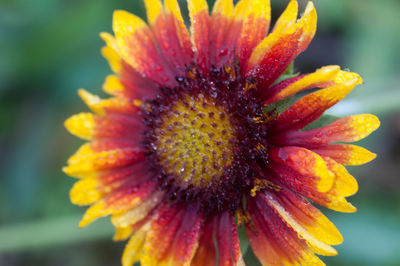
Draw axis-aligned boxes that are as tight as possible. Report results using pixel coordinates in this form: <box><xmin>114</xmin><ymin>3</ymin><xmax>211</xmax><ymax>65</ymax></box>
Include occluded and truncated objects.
<box><xmin>62</xmin><ymin>166</ymin><xmax>69</xmax><ymax>175</ymax></box>
<box><xmin>99</xmin><ymin>31</ymin><xmax>111</xmax><ymax>41</ymax></box>
<box><xmin>369</xmin><ymin>114</ymin><xmax>381</xmax><ymax>130</ymax></box>
<box><xmin>70</xmin><ymin>179</ymin><xmax>101</xmax><ymax>206</ymax></box>
<box><xmin>64</xmin><ymin>113</ymin><xmax>95</xmax><ymax>140</ymax></box>
<box><xmin>144</xmin><ymin>0</ymin><xmax>163</xmax><ymax>24</ymax></box>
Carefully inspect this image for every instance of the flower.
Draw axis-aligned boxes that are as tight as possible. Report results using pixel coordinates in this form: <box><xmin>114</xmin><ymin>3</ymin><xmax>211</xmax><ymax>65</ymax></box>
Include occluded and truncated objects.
<box><xmin>63</xmin><ymin>0</ymin><xmax>380</xmax><ymax>265</ymax></box>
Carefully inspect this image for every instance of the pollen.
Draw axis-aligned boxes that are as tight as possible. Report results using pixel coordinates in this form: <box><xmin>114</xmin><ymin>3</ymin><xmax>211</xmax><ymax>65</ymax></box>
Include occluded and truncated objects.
<box><xmin>154</xmin><ymin>94</ymin><xmax>235</xmax><ymax>187</ymax></box>
<box><xmin>250</xmin><ymin>178</ymin><xmax>282</xmax><ymax>197</ymax></box>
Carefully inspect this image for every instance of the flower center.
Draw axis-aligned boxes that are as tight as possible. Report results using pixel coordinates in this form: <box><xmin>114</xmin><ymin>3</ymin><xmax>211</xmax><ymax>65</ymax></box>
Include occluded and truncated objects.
<box><xmin>143</xmin><ymin>64</ymin><xmax>271</xmax><ymax>214</ymax></box>
<box><xmin>154</xmin><ymin>94</ymin><xmax>235</xmax><ymax>187</ymax></box>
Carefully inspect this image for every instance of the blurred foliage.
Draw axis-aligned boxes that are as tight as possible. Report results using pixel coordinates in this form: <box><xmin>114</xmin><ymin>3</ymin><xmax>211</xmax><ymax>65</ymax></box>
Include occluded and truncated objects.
<box><xmin>0</xmin><ymin>0</ymin><xmax>400</xmax><ymax>265</ymax></box>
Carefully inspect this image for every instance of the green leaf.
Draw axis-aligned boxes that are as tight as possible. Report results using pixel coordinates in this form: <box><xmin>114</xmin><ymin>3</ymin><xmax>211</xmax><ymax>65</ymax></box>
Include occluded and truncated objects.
<box><xmin>283</xmin><ymin>62</ymin><xmax>294</xmax><ymax>75</ymax></box>
<box><xmin>263</xmin><ymin>96</ymin><xmax>294</xmax><ymax>114</ymax></box>
<box><xmin>303</xmin><ymin>114</ymin><xmax>339</xmax><ymax>130</ymax></box>
<box><xmin>238</xmin><ymin>225</ymin><xmax>250</xmax><ymax>256</ymax></box>
<box><xmin>273</xmin><ymin>62</ymin><xmax>299</xmax><ymax>85</ymax></box>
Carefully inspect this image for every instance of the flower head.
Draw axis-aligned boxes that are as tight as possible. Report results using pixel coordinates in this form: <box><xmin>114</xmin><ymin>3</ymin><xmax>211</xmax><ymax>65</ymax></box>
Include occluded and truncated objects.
<box><xmin>64</xmin><ymin>0</ymin><xmax>380</xmax><ymax>265</ymax></box>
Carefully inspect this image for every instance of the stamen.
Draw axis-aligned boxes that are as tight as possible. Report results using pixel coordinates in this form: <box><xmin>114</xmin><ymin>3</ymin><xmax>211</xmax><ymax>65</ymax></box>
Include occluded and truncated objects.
<box><xmin>250</xmin><ymin>178</ymin><xmax>282</xmax><ymax>197</ymax></box>
<box><xmin>256</xmin><ymin>144</ymin><xmax>266</xmax><ymax>154</ymax></box>
<box><xmin>133</xmin><ymin>99</ymin><xmax>143</xmax><ymax>107</ymax></box>
<box><xmin>245</xmin><ymin>80</ymin><xmax>256</xmax><ymax>92</ymax></box>
<box><xmin>224</xmin><ymin>66</ymin><xmax>236</xmax><ymax>78</ymax></box>
<box><xmin>252</xmin><ymin>112</ymin><xmax>278</xmax><ymax>124</ymax></box>
<box><xmin>237</xmin><ymin>209</ymin><xmax>251</xmax><ymax>227</ymax></box>
<box><xmin>187</xmin><ymin>68</ymin><xmax>196</xmax><ymax>79</ymax></box>
<box><xmin>154</xmin><ymin>95</ymin><xmax>235</xmax><ymax>186</ymax></box>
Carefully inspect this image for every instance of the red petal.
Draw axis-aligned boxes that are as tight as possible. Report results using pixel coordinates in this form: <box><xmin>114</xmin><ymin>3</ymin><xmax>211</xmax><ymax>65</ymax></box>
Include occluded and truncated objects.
<box><xmin>247</xmin><ymin>29</ymin><xmax>302</xmax><ymax>89</ymax></box>
<box><xmin>145</xmin><ymin>0</ymin><xmax>194</xmax><ymax>75</ymax></box>
<box><xmin>94</xmin><ymin>114</ymin><xmax>143</xmax><ymax>140</ymax></box>
<box><xmin>209</xmin><ymin>0</ymin><xmax>241</xmax><ymax>69</ymax></box>
<box><xmin>142</xmin><ymin>204</ymin><xmax>202</xmax><ymax>265</ymax></box>
<box><xmin>88</xmin><ymin>139</ymin><xmax>139</xmax><ymax>153</ymax></box>
<box><xmin>188</xmin><ymin>0</ymin><xmax>211</xmax><ymax>75</ymax></box>
<box><xmin>262</xmin><ymin>65</ymin><xmax>343</xmax><ymax>104</ymax></box>
<box><xmin>271</xmin><ymin>114</ymin><xmax>380</xmax><ymax>147</ymax></box>
<box><xmin>98</xmin><ymin>163</ymin><xmax>151</xmax><ymax>189</ymax></box>
<box><xmin>234</xmin><ymin>0</ymin><xmax>271</xmax><ymax>72</ymax></box>
<box><xmin>268</xmin><ymin>162</ymin><xmax>357</xmax><ymax>213</ymax></box>
<box><xmin>312</xmin><ymin>144</ymin><xmax>377</xmax><ymax>166</ymax></box>
<box><xmin>246</xmin><ymin>195</ymin><xmax>325</xmax><ymax>265</ymax></box>
<box><xmin>259</xmin><ymin>74</ymin><xmax>305</xmax><ymax>103</ymax></box>
<box><xmin>78</xmin><ymin>89</ymin><xmax>141</xmax><ymax>116</ymax></box>
<box><xmin>63</xmin><ymin>147</ymin><xmax>145</xmax><ymax>178</ymax></box>
<box><xmin>269</xmin><ymin>146</ymin><xmax>335</xmax><ymax>193</ymax></box>
<box><xmin>100</xmin><ymin>38</ymin><xmax>159</xmax><ymax>100</ymax></box>
<box><xmin>118</xmin><ymin>63</ymin><xmax>159</xmax><ymax>100</ymax></box>
<box><xmin>78</xmin><ymin>179</ymin><xmax>157</xmax><ymax>227</ymax></box>
<box><xmin>269</xmin><ymin>71</ymin><xmax>361</xmax><ymax>132</ymax></box>
<box><xmin>216</xmin><ymin>212</ymin><xmax>243</xmax><ymax>266</ymax></box>
<box><xmin>111</xmin><ymin>11</ymin><xmax>177</xmax><ymax>86</ymax></box>
<box><xmin>192</xmin><ymin>217</ymin><xmax>217</xmax><ymax>266</ymax></box>
<box><xmin>65</xmin><ymin>112</ymin><xmax>144</xmax><ymax>141</ymax></box>
<box><xmin>246</xmin><ymin>2</ymin><xmax>317</xmax><ymax>89</ymax></box>
<box><xmin>265</xmin><ymin>189</ymin><xmax>342</xmax><ymax>246</ymax></box>
<box><xmin>142</xmin><ymin>203</ymin><xmax>184</xmax><ymax>263</ymax></box>
<box><xmin>169</xmin><ymin>206</ymin><xmax>203</xmax><ymax>265</ymax></box>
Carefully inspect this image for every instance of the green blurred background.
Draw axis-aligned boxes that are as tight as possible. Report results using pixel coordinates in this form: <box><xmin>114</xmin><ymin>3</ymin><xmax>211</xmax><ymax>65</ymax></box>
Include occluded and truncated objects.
<box><xmin>0</xmin><ymin>0</ymin><xmax>399</xmax><ymax>265</ymax></box>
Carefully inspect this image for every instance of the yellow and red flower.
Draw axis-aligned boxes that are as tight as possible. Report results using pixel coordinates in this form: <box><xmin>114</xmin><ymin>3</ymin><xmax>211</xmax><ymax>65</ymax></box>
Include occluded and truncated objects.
<box><xmin>64</xmin><ymin>0</ymin><xmax>380</xmax><ymax>265</ymax></box>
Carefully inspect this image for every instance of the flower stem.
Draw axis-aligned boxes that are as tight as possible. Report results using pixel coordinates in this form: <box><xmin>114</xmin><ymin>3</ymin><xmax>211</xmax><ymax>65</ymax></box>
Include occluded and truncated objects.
<box><xmin>0</xmin><ymin>215</ymin><xmax>113</xmax><ymax>253</ymax></box>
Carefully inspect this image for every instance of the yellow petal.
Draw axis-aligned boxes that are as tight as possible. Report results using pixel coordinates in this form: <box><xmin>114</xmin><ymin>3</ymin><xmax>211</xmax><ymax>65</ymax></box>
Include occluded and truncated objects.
<box><xmin>296</xmin><ymin>1</ymin><xmax>317</xmax><ymax>53</ymax></box>
<box><xmin>334</xmin><ymin>68</ymin><xmax>363</xmax><ymax>85</ymax></box>
<box><xmin>103</xmin><ymin>75</ymin><xmax>125</xmax><ymax>95</ymax></box>
<box><xmin>99</xmin><ymin>32</ymin><xmax>120</xmax><ymax>62</ymax></box>
<box><xmin>112</xmin><ymin>10</ymin><xmax>148</xmax><ymax>68</ymax></box>
<box><xmin>305</xmin><ymin>212</ymin><xmax>343</xmax><ymax>246</ymax></box>
<box><xmin>285</xmin><ymin>251</ymin><xmax>325</xmax><ymax>266</ymax></box>
<box><xmin>64</xmin><ymin>113</ymin><xmax>95</xmax><ymax>140</ymax></box>
<box><xmin>212</xmin><ymin>0</ymin><xmax>234</xmax><ymax>17</ymax></box>
<box><xmin>325</xmin><ymin>198</ymin><xmax>357</xmax><ymax>213</ymax></box>
<box><xmin>248</xmin><ymin>0</ymin><xmax>316</xmax><ymax>69</ymax></box>
<box><xmin>298</xmin><ymin>150</ymin><xmax>335</xmax><ymax>193</ymax></box>
<box><xmin>234</xmin><ymin>0</ymin><xmax>270</xmax><ymax>22</ymax></box>
<box><xmin>265</xmin><ymin>194</ymin><xmax>338</xmax><ymax>256</ymax></box>
<box><xmin>279</xmin><ymin>74</ymin><xmax>362</xmax><ymax>129</ymax></box>
<box><xmin>188</xmin><ymin>0</ymin><xmax>209</xmax><ymax>17</ymax></box>
<box><xmin>164</xmin><ymin>0</ymin><xmax>185</xmax><ymax>22</ymax></box>
<box><xmin>79</xmin><ymin>200</ymin><xmax>108</xmax><ymax>227</ymax></box>
<box><xmin>113</xmin><ymin>226</ymin><xmax>134</xmax><ymax>241</ymax></box>
<box><xmin>64</xmin><ymin>149</ymin><xmax>135</xmax><ymax>178</ymax></box>
<box><xmin>319</xmin><ymin>158</ymin><xmax>358</xmax><ymax>213</ymax></box>
<box><xmin>342</xmin><ymin>114</ymin><xmax>381</xmax><ymax>142</ymax></box>
<box><xmin>111</xmin><ymin>191</ymin><xmax>163</xmax><ymax>227</ymax></box>
<box><xmin>324</xmin><ymin>157</ymin><xmax>358</xmax><ymax>197</ymax></box>
<box><xmin>270</xmin><ymin>66</ymin><xmax>363</xmax><ymax>104</ymax></box>
<box><xmin>113</xmin><ymin>10</ymin><xmax>147</xmax><ymax>39</ymax></box>
<box><xmin>273</xmin><ymin>147</ymin><xmax>335</xmax><ymax>193</ymax></box>
<box><xmin>343</xmin><ymin>145</ymin><xmax>377</xmax><ymax>166</ymax></box>
<box><xmin>70</xmin><ymin>178</ymin><xmax>101</xmax><ymax>206</ymax></box>
<box><xmin>78</xmin><ymin>89</ymin><xmax>135</xmax><ymax>115</ymax></box>
<box><xmin>67</xmin><ymin>143</ymin><xmax>94</xmax><ymax>165</ymax></box>
<box><xmin>122</xmin><ymin>229</ymin><xmax>147</xmax><ymax>266</ymax></box>
<box><xmin>272</xmin><ymin>66</ymin><xmax>341</xmax><ymax>102</ymax></box>
<box><xmin>273</xmin><ymin>0</ymin><xmax>298</xmax><ymax>32</ymax></box>
<box><xmin>79</xmin><ymin>197</ymin><xmax>144</xmax><ymax>227</ymax></box>
<box><xmin>144</xmin><ymin>0</ymin><xmax>163</xmax><ymax>25</ymax></box>
<box><xmin>101</xmin><ymin>45</ymin><xmax>122</xmax><ymax>73</ymax></box>
<box><xmin>78</xmin><ymin>89</ymin><xmax>104</xmax><ymax>114</ymax></box>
